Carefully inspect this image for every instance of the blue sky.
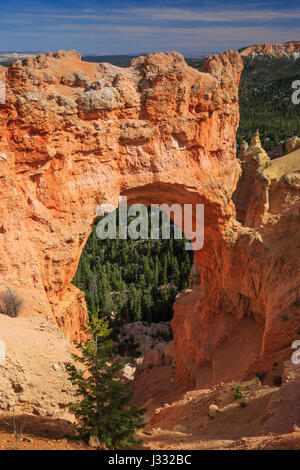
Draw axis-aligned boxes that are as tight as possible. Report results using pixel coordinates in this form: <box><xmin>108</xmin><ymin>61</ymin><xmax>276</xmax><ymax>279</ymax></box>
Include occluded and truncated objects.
<box><xmin>0</xmin><ymin>0</ymin><xmax>299</xmax><ymax>55</ymax></box>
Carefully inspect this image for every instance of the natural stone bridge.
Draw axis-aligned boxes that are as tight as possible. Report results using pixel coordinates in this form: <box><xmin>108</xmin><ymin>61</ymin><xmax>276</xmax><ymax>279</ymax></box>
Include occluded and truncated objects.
<box><xmin>0</xmin><ymin>50</ymin><xmax>299</xmax><ymax>387</ymax></box>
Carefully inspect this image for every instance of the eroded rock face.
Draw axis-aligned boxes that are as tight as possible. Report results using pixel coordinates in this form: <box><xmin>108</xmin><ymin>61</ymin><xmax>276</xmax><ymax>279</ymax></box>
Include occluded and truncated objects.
<box><xmin>117</xmin><ymin>321</ymin><xmax>174</xmax><ymax>380</ymax></box>
<box><xmin>262</xmin><ymin>361</ymin><xmax>300</xmax><ymax>433</ymax></box>
<box><xmin>0</xmin><ymin>315</ymin><xmax>74</xmax><ymax>417</ymax></box>
<box><xmin>176</xmin><ymin>130</ymin><xmax>300</xmax><ymax>388</ymax></box>
<box><xmin>286</xmin><ymin>136</ymin><xmax>300</xmax><ymax>154</ymax></box>
<box><xmin>0</xmin><ymin>49</ymin><xmax>299</xmax><ymax>391</ymax></box>
<box><xmin>0</xmin><ymin>65</ymin><xmax>5</xmax><ymax>79</ymax></box>
<box><xmin>240</xmin><ymin>41</ymin><xmax>300</xmax><ymax>59</ymax></box>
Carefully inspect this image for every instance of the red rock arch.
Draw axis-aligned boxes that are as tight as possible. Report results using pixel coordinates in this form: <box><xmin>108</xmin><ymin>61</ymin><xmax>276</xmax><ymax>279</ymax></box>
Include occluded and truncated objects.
<box><xmin>0</xmin><ymin>50</ymin><xmax>299</xmax><ymax>386</ymax></box>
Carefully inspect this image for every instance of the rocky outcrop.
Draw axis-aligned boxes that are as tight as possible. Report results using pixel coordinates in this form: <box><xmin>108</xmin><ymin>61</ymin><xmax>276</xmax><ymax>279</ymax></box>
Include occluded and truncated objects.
<box><xmin>118</xmin><ymin>321</ymin><xmax>174</xmax><ymax>380</ymax></box>
<box><xmin>0</xmin><ymin>49</ymin><xmax>299</xmax><ymax>395</ymax></box>
<box><xmin>286</xmin><ymin>135</ymin><xmax>300</xmax><ymax>154</ymax></box>
<box><xmin>118</xmin><ymin>321</ymin><xmax>172</xmax><ymax>356</ymax></box>
<box><xmin>262</xmin><ymin>361</ymin><xmax>300</xmax><ymax>434</ymax></box>
<box><xmin>174</xmin><ymin>129</ymin><xmax>300</xmax><ymax>387</ymax></box>
<box><xmin>241</xmin><ymin>41</ymin><xmax>300</xmax><ymax>59</ymax></box>
<box><xmin>233</xmin><ymin>131</ymin><xmax>271</xmax><ymax>227</ymax></box>
<box><xmin>0</xmin><ymin>67</ymin><xmax>5</xmax><ymax>105</ymax></box>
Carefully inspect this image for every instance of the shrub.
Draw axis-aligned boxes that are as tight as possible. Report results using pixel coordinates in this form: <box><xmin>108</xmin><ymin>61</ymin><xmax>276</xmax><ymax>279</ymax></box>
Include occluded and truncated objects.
<box><xmin>0</xmin><ymin>286</ymin><xmax>23</xmax><ymax>317</ymax></box>
<box><xmin>234</xmin><ymin>386</ymin><xmax>243</xmax><ymax>400</ymax></box>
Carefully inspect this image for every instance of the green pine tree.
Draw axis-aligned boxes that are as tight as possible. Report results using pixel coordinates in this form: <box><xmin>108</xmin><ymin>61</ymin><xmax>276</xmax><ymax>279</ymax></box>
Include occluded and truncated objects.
<box><xmin>65</xmin><ymin>315</ymin><xmax>145</xmax><ymax>449</ymax></box>
<box><xmin>73</xmin><ymin>209</ymin><xmax>194</xmax><ymax>325</ymax></box>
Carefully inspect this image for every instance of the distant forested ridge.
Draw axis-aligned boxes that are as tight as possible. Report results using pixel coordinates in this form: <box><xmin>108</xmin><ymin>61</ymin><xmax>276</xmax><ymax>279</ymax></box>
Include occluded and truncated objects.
<box><xmin>82</xmin><ymin>55</ymin><xmax>139</xmax><ymax>67</ymax></box>
<box><xmin>186</xmin><ymin>55</ymin><xmax>300</xmax><ymax>154</ymax></box>
<box><xmin>237</xmin><ymin>55</ymin><xmax>300</xmax><ymax>152</ymax></box>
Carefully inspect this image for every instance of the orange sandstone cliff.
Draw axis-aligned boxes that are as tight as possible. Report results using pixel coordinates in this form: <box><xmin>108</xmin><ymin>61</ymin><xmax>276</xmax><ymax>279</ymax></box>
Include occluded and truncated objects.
<box><xmin>241</xmin><ymin>41</ymin><xmax>300</xmax><ymax>58</ymax></box>
<box><xmin>0</xmin><ymin>49</ymin><xmax>299</xmax><ymax>394</ymax></box>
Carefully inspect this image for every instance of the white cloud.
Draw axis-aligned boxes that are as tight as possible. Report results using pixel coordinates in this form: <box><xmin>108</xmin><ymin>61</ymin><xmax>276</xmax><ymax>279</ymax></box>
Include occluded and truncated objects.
<box><xmin>3</xmin><ymin>6</ymin><xmax>300</xmax><ymax>24</ymax></box>
<box><xmin>124</xmin><ymin>7</ymin><xmax>300</xmax><ymax>23</ymax></box>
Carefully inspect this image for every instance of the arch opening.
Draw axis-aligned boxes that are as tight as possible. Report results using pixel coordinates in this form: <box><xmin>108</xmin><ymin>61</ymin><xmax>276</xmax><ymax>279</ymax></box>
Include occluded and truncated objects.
<box><xmin>72</xmin><ymin>184</ymin><xmax>200</xmax><ymax>333</ymax></box>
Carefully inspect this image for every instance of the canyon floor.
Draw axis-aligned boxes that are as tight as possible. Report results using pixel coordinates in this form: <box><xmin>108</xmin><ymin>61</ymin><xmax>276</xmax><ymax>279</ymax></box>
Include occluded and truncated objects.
<box><xmin>134</xmin><ymin>370</ymin><xmax>300</xmax><ymax>450</ymax></box>
<box><xmin>0</xmin><ymin>379</ymin><xmax>299</xmax><ymax>450</ymax></box>
<box><xmin>1</xmin><ymin>357</ymin><xmax>300</xmax><ymax>450</ymax></box>
<box><xmin>1</xmin><ymin>316</ymin><xmax>299</xmax><ymax>451</ymax></box>
<box><xmin>138</xmin><ymin>429</ymin><xmax>300</xmax><ymax>450</ymax></box>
